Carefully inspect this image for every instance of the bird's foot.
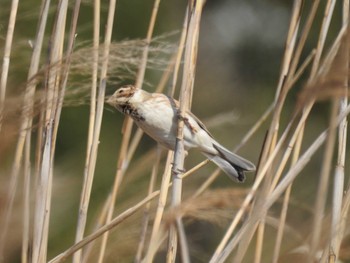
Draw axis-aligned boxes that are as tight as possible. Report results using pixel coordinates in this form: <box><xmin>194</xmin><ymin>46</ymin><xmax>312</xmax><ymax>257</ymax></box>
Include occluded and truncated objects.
<box><xmin>172</xmin><ymin>167</ymin><xmax>186</xmax><ymax>177</ymax></box>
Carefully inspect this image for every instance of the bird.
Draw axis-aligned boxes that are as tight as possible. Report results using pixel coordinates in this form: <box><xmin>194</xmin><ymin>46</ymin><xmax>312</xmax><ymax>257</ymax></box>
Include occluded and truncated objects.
<box><xmin>106</xmin><ymin>85</ymin><xmax>256</xmax><ymax>182</ymax></box>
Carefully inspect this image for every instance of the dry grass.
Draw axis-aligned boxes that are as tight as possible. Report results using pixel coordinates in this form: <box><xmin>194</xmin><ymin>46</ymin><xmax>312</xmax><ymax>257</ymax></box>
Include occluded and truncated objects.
<box><xmin>1</xmin><ymin>0</ymin><xmax>350</xmax><ymax>263</ymax></box>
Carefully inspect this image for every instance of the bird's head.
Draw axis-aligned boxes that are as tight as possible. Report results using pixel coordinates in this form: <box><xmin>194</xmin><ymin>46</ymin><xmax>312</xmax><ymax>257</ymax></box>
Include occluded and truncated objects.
<box><xmin>106</xmin><ymin>84</ymin><xmax>139</xmax><ymax>110</ymax></box>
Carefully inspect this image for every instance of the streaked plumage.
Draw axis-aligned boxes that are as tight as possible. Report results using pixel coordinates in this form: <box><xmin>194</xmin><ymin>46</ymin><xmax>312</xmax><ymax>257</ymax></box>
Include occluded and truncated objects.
<box><xmin>106</xmin><ymin>85</ymin><xmax>255</xmax><ymax>182</ymax></box>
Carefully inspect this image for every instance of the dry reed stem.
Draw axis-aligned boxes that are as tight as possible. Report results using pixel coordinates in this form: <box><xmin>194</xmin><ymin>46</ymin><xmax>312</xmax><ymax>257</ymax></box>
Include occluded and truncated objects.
<box><xmin>22</xmin><ymin>134</ymin><xmax>32</xmax><ymax>263</ymax></box>
<box><xmin>169</xmin><ymin>7</ymin><xmax>188</xmax><ymax>97</ymax></box>
<box><xmin>126</xmin><ymin>52</ymin><xmax>177</xmax><ymax>165</ymax></box>
<box><xmin>138</xmin><ymin>5</ymin><xmax>189</xmax><ymax>262</ymax></box>
<box><xmin>32</xmin><ymin>1</ymin><xmax>69</xmax><ymax>262</ymax></box>
<box><xmin>167</xmin><ymin>1</ymin><xmax>205</xmax><ymax>261</ymax></box>
<box><xmin>0</xmin><ymin>0</ymin><xmax>51</xmax><ymax>258</ymax></box>
<box><xmin>272</xmin><ymin>122</ymin><xmax>304</xmax><ymax>263</ymax></box>
<box><xmin>176</xmin><ymin>218</ymin><xmax>190</xmax><ymax>263</ymax></box>
<box><xmin>73</xmin><ymin>0</ymin><xmax>99</xmax><ymax>260</ymax></box>
<box><xmin>164</xmin><ymin>189</ymin><xmax>248</xmax><ymax>225</ymax></box>
<box><xmin>236</xmin><ymin>1</ymin><xmax>313</xmax><ymax>257</ymax></box>
<box><xmin>223</xmin><ymin>0</ymin><xmax>348</xmax><ymax>262</ymax></box>
<box><xmin>210</xmin><ymin>106</ymin><xmax>306</xmax><ymax>262</ymax></box>
<box><xmin>237</xmin><ymin>27</ymin><xmax>344</xmax><ymax>257</ymax></box>
<box><xmin>0</xmin><ymin>0</ymin><xmax>19</xmax><ymax>131</ymax></box>
<box><xmin>97</xmin><ymin>1</ymin><xmax>161</xmax><ymax>261</ymax></box>
<box><xmin>135</xmin><ymin>146</ymin><xmax>162</xmax><ymax>262</ymax></box>
<box><xmin>303</xmin><ymin>0</ymin><xmax>338</xmax><ymax>259</ymax></box>
<box><xmin>274</xmin><ymin>0</ymin><xmax>302</xmax><ymax>101</ymax></box>
<box><xmin>73</xmin><ymin>0</ymin><xmax>115</xmax><ymax>260</ymax></box>
<box><xmin>144</xmin><ymin>152</ymin><xmax>174</xmax><ymax>263</ymax></box>
<box><xmin>49</xmin><ymin>190</ymin><xmax>161</xmax><ymax>263</ymax></box>
<box><xmin>212</xmin><ymin>1</ymin><xmax>307</xmax><ymax>259</ymax></box>
<box><xmin>310</xmin><ymin>0</ymin><xmax>337</xmax><ymax>78</ymax></box>
<box><xmin>310</xmin><ymin>101</ymin><xmax>339</xmax><ymax>261</ymax></box>
<box><xmin>182</xmin><ymin>102</ymin><xmax>273</xmax><ymax>199</ymax></box>
<box><xmin>214</xmin><ymin>104</ymin><xmax>350</xmax><ymax>263</ymax></box>
<box><xmin>329</xmin><ymin>2</ymin><xmax>348</xmax><ymax>258</ymax></box>
<box><xmin>286</xmin><ymin>0</ymin><xmax>320</xmax><ymax>83</ymax></box>
<box><xmin>82</xmin><ymin>194</ymin><xmax>112</xmax><ymax>263</ymax></box>
<box><xmin>135</xmin><ymin>0</ymin><xmax>161</xmax><ymax>90</ymax></box>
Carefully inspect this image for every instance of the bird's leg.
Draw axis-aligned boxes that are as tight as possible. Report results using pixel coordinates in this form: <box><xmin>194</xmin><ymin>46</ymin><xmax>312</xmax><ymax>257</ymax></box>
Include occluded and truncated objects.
<box><xmin>172</xmin><ymin>166</ymin><xmax>186</xmax><ymax>176</ymax></box>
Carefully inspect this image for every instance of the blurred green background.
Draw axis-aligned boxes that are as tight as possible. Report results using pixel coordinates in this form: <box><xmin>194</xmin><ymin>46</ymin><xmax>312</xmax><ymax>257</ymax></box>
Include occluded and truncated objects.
<box><xmin>1</xmin><ymin>0</ymin><xmax>348</xmax><ymax>262</ymax></box>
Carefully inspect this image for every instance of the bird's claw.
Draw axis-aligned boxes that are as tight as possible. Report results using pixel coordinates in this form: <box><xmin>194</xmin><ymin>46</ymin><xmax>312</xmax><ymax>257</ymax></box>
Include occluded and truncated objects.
<box><xmin>172</xmin><ymin>167</ymin><xmax>186</xmax><ymax>176</ymax></box>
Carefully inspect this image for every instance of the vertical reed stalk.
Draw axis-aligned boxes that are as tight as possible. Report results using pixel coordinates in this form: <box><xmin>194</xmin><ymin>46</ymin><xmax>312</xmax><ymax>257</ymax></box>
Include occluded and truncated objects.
<box><xmin>167</xmin><ymin>1</ymin><xmax>205</xmax><ymax>261</ymax></box>
<box><xmin>32</xmin><ymin>1</ymin><xmax>68</xmax><ymax>262</ymax></box>
<box><xmin>144</xmin><ymin>152</ymin><xmax>174</xmax><ymax>263</ymax></box>
<box><xmin>329</xmin><ymin>0</ymin><xmax>348</xmax><ymax>258</ymax></box>
<box><xmin>73</xmin><ymin>0</ymin><xmax>100</xmax><ymax>261</ymax></box>
<box><xmin>135</xmin><ymin>146</ymin><xmax>162</xmax><ymax>262</ymax></box>
<box><xmin>0</xmin><ymin>0</ymin><xmax>19</xmax><ymax>131</ymax></box>
<box><xmin>0</xmin><ymin>0</ymin><xmax>52</xmax><ymax>258</ymax></box>
<box><xmin>96</xmin><ymin>1</ymin><xmax>161</xmax><ymax>262</ymax></box>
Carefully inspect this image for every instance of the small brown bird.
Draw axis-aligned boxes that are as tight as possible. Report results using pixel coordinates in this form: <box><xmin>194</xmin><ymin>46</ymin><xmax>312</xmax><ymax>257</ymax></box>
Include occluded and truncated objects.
<box><xmin>106</xmin><ymin>85</ymin><xmax>255</xmax><ymax>182</ymax></box>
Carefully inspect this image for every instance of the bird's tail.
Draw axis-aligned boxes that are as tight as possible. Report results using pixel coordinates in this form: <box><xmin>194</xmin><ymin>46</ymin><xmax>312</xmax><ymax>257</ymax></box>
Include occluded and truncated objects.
<box><xmin>202</xmin><ymin>143</ymin><xmax>255</xmax><ymax>182</ymax></box>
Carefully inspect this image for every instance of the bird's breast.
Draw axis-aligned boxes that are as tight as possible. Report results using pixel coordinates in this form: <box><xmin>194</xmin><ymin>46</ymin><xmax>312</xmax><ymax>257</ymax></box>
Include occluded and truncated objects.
<box><xmin>133</xmin><ymin>98</ymin><xmax>178</xmax><ymax>149</ymax></box>
<box><xmin>119</xmin><ymin>103</ymin><xmax>145</xmax><ymax>122</ymax></box>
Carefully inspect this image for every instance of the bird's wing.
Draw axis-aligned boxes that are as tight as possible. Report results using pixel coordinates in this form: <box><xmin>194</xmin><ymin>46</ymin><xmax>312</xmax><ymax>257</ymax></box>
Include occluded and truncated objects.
<box><xmin>186</xmin><ymin>111</ymin><xmax>214</xmax><ymax>138</ymax></box>
<box><xmin>159</xmin><ymin>93</ymin><xmax>214</xmax><ymax>138</ymax></box>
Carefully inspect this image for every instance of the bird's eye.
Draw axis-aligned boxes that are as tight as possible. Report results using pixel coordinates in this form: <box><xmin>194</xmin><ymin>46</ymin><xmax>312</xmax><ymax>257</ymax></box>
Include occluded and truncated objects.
<box><xmin>118</xmin><ymin>89</ymin><xmax>123</xmax><ymax>94</ymax></box>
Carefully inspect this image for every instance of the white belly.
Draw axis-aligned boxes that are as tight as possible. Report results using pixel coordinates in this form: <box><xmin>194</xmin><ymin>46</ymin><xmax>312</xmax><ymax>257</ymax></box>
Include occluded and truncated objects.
<box><xmin>133</xmin><ymin>98</ymin><xmax>214</xmax><ymax>153</ymax></box>
<box><xmin>135</xmin><ymin>98</ymin><xmax>178</xmax><ymax>149</ymax></box>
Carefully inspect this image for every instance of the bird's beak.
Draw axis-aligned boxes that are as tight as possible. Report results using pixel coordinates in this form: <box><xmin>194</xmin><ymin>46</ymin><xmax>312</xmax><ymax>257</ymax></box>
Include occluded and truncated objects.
<box><xmin>105</xmin><ymin>96</ymin><xmax>114</xmax><ymax>106</ymax></box>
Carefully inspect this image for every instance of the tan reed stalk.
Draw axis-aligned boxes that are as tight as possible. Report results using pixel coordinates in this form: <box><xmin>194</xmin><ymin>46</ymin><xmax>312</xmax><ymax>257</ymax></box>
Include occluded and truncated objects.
<box><xmin>33</xmin><ymin>0</ymin><xmax>80</xmax><ymax>262</ymax></box>
<box><xmin>212</xmin><ymin>104</ymin><xmax>350</xmax><ymax>263</ymax></box>
<box><xmin>96</xmin><ymin>1</ymin><xmax>161</xmax><ymax>262</ymax></box>
<box><xmin>251</xmin><ymin>2</ymin><xmax>303</xmax><ymax>257</ymax></box>
<box><xmin>238</xmin><ymin>1</ymin><xmax>319</xmax><ymax>257</ymax></box>
<box><xmin>305</xmin><ymin>0</ymin><xmax>338</xmax><ymax>259</ymax></box>
<box><xmin>190</xmin><ymin>101</ymin><xmax>274</xmax><ymax>199</ymax></box>
<box><xmin>212</xmin><ymin>1</ymin><xmax>326</xmax><ymax>261</ymax></box>
<box><xmin>167</xmin><ymin>1</ymin><xmax>205</xmax><ymax>261</ymax></box>
<box><xmin>71</xmin><ymin>0</ymin><xmax>116</xmax><ymax>260</ymax></box>
<box><xmin>233</xmin><ymin>105</ymin><xmax>312</xmax><ymax>262</ymax></box>
<box><xmin>268</xmin><ymin>56</ymin><xmax>320</xmax><ymax>191</ymax></box>
<box><xmin>82</xmin><ymin>194</ymin><xmax>112</xmax><ymax>263</ymax></box>
<box><xmin>0</xmin><ymin>0</ymin><xmax>19</xmax><ymax>131</ymax></box>
<box><xmin>135</xmin><ymin>0</ymin><xmax>161</xmax><ymax>89</ymax></box>
<box><xmin>212</xmin><ymin>4</ymin><xmax>306</xmax><ymax>262</ymax></box>
<box><xmin>73</xmin><ymin>0</ymin><xmax>100</xmax><ymax>261</ymax></box>
<box><xmin>32</xmin><ymin>2</ymin><xmax>69</xmax><ymax>262</ymax></box>
<box><xmin>0</xmin><ymin>0</ymin><xmax>51</xmax><ymax>257</ymax></box>
<box><xmin>210</xmin><ymin>109</ymin><xmax>303</xmax><ymax>262</ymax></box>
<box><xmin>169</xmin><ymin>6</ymin><xmax>188</xmax><ymax>97</ymax></box>
<box><xmin>52</xmin><ymin>0</ymin><xmax>82</xmax><ymax>142</ymax></box>
<box><xmin>49</xmin><ymin>189</ymin><xmax>162</xmax><ymax>263</ymax></box>
<box><xmin>272</xmin><ymin>125</ymin><xmax>304</xmax><ymax>263</ymax></box>
<box><xmin>127</xmin><ymin>24</ymin><xmax>187</xmax><ymax>260</ymax></box>
<box><xmin>310</xmin><ymin>102</ymin><xmax>339</xmax><ymax>261</ymax></box>
<box><xmin>271</xmin><ymin>185</ymin><xmax>292</xmax><ymax>263</ymax></box>
<box><xmin>22</xmin><ymin>134</ymin><xmax>31</xmax><ymax>263</ymax></box>
<box><xmin>144</xmin><ymin>152</ymin><xmax>174</xmax><ymax>263</ymax></box>
<box><xmin>285</xmin><ymin>0</ymin><xmax>320</xmax><ymax>84</ymax></box>
<box><xmin>135</xmin><ymin>146</ymin><xmax>162</xmax><ymax>262</ymax></box>
<box><xmin>329</xmin><ymin>0</ymin><xmax>348</xmax><ymax>258</ymax></box>
<box><xmin>126</xmin><ymin>52</ymin><xmax>177</xmax><ymax>164</ymax></box>
<box><xmin>273</xmin><ymin>0</ymin><xmax>302</xmax><ymax>102</ymax></box>
<box><xmin>310</xmin><ymin>0</ymin><xmax>337</xmax><ymax>78</ymax></box>
<box><xmin>142</xmin><ymin>20</ymin><xmax>188</xmax><ymax>261</ymax></box>
<box><xmin>176</xmin><ymin>217</ymin><xmax>190</xmax><ymax>263</ymax></box>
<box><xmin>236</xmin><ymin>22</ymin><xmax>348</xmax><ymax>256</ymax></box>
